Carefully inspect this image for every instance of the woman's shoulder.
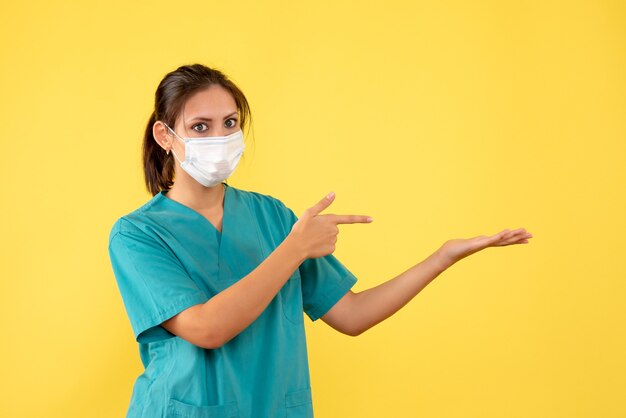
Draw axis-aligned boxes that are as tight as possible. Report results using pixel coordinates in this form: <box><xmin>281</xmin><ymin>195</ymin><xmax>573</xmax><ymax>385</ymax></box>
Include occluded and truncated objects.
<box><xmin>229</xmin><ymin>184</ymin><xmax>291</xmax><ymax>211</ymax></box>
<box><xmin>108</xmin><ymin>192</ymin><xmax>166</xmax><ymax>245</ymax></box>
<box><xmin>230</xmin><ymin>184</ymin><xmax>297</xmax><ymax>228</ymax></box>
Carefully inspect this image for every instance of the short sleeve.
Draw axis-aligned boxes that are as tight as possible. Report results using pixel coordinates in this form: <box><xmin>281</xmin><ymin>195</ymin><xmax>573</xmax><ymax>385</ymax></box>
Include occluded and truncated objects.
<box><xmin>274</xmin><ymin>200</ymin><xmax>359</xmax><ymax>322</ymax></box>
<box><xmin>108</xmin><ymin>218</ymin><xmax>208</xmax><ymax>344</ymax></box>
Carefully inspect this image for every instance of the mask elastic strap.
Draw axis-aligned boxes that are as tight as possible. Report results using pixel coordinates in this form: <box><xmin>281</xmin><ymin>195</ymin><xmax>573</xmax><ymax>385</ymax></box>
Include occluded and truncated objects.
<box><xmin>163</xmin><ymin>123</ymin><xmax>184</xmax><ymax>164</ymax></box>
<box><xmin>164</xmin><ymin>123</ymin><xmax>185</xmax><ymax>143</ymax></box>
<box><xmin>170</xmin><ymin>147</ymin><xmax>183</xmax><ymax>165</ymax></box>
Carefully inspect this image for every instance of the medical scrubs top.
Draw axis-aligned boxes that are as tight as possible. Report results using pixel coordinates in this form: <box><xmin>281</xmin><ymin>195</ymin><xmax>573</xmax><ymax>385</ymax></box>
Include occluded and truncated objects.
<box><xmin>107</xmin><ymin>182</ymin><xmax>358</xmax><ymax>418</ymax></box>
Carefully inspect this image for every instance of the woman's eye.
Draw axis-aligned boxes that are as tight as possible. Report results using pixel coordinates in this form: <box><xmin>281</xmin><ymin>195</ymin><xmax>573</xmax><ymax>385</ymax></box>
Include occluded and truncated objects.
<box><xmin>225</xmin><ymin>118</ymin><xmax>238</xmax><ymax>128</ymax></box>
<box><xmin>192</xmin><ymin>123</ymin><xmax>207</xmax><ymax>132</ymax></box>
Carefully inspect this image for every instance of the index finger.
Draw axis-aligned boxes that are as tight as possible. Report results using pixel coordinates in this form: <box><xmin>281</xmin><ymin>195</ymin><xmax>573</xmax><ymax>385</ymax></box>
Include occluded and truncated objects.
<box><xmin>326</xmin><ymin>214</ymin><xmax>374</xmax><ymax>224</ymax></box>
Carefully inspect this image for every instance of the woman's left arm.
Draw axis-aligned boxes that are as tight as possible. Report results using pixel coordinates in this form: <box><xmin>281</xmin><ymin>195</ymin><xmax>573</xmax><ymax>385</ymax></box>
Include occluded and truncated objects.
<box><xmin>321</xmin><ymin>228</ymin><xmax>533</xmax><ymax>336</ymax></box>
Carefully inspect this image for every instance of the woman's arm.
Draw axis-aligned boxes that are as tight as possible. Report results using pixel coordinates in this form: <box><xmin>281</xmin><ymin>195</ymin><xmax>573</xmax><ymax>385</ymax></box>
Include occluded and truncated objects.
<box><xmin>162</xmin><ymin>192</ymin><xmax>372</xmax><ymax>349</ymax></box>
<box><xmin>322</xmin><ymin>228</ymin><xmax>533</xmax><ymax>336</ymax></box>
<box><xmin>321</xmin><ymin>249</ymin><xmax>448</xmax><ymax>336</ymax></box>
<box><xmin>162</xmin><ymin>234</ymin><xmax>306</xmax><ymax>349</ymax></box>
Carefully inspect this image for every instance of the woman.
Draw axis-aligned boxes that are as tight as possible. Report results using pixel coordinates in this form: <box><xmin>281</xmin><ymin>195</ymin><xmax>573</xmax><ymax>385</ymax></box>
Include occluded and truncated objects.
<box><xmin>108</xmin><ymin>63</ymin><xmax>533</xmax><ymax>418</ymax></box>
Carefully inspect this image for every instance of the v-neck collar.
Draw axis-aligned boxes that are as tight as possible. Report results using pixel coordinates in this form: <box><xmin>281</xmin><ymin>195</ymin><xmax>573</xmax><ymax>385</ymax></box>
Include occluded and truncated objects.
<box><xmin>155</xmin><ymin>182</ymin><xmax>267</xmax><ymax>284</ymax></box>
<box><xmin>159</xmin><ymin>182</ymin><xmax>230</xmax><ymax>238</ymax></box>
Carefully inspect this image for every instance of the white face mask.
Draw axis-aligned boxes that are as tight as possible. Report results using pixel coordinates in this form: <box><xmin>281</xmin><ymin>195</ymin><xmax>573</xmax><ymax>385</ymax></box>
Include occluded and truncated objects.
<box><xmin>164</xmin><ymin>123</ymin><xmax>245</xmax><ymax>187</ymax></box>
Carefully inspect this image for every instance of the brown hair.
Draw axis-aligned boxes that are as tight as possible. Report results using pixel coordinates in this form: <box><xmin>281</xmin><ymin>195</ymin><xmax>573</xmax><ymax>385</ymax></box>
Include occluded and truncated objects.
<box><xmin>143</xmin><ymin>64</ymin><xmax>253</xmax><ymax>196</ymax></box>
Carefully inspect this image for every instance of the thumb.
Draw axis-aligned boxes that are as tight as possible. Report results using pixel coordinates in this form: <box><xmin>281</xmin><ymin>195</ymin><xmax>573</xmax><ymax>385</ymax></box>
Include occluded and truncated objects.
<box><xmin>304</xmin><ymin>192</ymin><xmax>335</xmax><ymax>217</ymax></box>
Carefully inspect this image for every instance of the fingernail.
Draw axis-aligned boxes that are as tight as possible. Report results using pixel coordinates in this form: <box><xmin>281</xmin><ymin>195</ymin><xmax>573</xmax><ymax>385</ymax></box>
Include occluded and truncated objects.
<box><xmin>367</xmin><ymin>217</ymin><xmax>373</xmax><ymax>222</ymax></box>
<box><xmin>327</xmin><ymin>192</ymin><xmax>335</xmax><ymax>199</ymax></box>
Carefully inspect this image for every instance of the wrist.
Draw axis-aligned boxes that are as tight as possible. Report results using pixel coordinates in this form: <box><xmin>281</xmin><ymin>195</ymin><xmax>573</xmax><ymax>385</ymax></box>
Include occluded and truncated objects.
<box><xmin>283</xmin><ymin>233</ymin><xmax>308</xmax><ymax>265</ymax></box>
<box><xmin>431</xmin><ymin>247</ymin><xmax>453</xmax><ymax>273</ymax></box>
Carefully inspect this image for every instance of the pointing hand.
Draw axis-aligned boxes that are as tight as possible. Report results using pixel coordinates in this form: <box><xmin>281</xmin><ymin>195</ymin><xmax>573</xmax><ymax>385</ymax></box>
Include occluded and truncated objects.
<box><xmin>289</xmin><ymin>192</ymin><xmax>373</xmax><ymax>259</ymax></box>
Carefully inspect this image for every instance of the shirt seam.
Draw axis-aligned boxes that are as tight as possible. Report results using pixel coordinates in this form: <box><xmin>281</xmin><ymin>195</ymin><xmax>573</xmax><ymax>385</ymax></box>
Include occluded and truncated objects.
<box><xmin>134</xmin><ymin>293</ymin><xmax>208</xmax><ymax>342</ymax></box>
<box><xmin>305</xmin><ymin>270</ymin><xmax>357</xmax><ymax>321</ymax></box>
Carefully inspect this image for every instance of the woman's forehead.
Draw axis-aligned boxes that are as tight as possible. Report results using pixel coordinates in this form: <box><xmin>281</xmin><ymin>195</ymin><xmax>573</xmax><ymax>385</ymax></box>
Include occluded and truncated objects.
<box><xmin>182</xmin><ymin>85</ymin><xmax>237</xmax><ymax>118</ymax></box>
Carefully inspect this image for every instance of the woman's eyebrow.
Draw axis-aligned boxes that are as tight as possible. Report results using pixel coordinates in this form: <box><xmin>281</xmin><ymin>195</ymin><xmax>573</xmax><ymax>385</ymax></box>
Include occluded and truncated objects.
<box><xmin>189</xmin><ymin>111</ymin><xmax>238</xmax><ymax>122</ymax></box>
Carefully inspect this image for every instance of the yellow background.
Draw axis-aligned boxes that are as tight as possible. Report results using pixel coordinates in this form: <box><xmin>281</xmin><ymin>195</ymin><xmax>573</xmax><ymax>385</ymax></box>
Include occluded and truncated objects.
<box><xmin>1</xmin><ymin>0</ymin><xmax>624</xmax><ymax>417</ymax></box>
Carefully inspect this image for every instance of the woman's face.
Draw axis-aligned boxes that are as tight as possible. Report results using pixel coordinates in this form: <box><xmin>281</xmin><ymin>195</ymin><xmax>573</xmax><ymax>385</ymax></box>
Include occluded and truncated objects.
<box><xmin>167</xmin><ymin>85</ymin><xmax>240</xmax><ymax>161</ymax></box>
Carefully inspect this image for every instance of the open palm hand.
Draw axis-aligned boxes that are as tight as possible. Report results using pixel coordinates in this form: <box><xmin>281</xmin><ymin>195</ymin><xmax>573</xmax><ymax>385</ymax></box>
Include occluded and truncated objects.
<box><xmin>438</xmin><ymin>228</ymin><xmax>533</xmax><ymax>268</ymax></box>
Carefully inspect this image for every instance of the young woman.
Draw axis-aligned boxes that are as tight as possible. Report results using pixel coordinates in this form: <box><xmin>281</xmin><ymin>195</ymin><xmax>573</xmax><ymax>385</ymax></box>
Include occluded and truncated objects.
<box><xmin>108</xmin><ymin>63</ymin><xmax>533</xmax><ymax>418</ymax></box>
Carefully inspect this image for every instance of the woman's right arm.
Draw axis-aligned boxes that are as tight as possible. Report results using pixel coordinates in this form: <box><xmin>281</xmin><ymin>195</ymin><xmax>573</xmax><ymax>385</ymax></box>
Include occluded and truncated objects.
<box><xmin>161</xmin><ymin>234</ymin><xmax>306</xmax><ymax>349</ymax></box>
<box><xmin>161</xmin><ymin>192</ymin><xmax>372</xmax><ymax>349</ymax></box>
